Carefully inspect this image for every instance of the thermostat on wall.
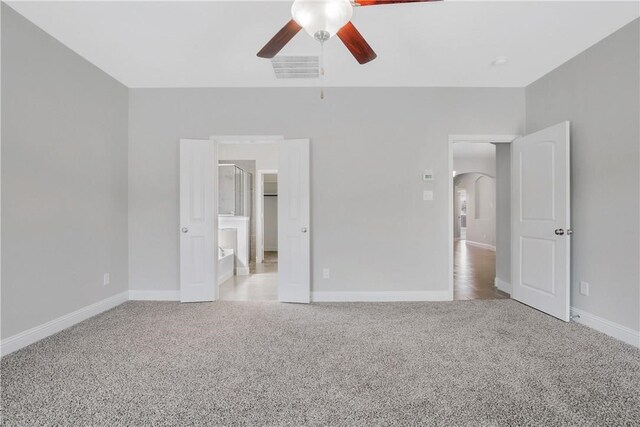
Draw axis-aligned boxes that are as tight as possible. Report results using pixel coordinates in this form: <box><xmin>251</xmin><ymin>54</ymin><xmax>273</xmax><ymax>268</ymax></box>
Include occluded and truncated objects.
<box><xmin>423</xmin><ymin>169</ymin><xmax>434</xmax><ymax>181</ymax></box>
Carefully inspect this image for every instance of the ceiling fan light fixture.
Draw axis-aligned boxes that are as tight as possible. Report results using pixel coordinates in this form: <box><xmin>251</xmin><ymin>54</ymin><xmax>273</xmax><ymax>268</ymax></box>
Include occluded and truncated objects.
<box><xmin>291</xmin><ymin>0</ymin><xmax>353</xmax><ymax>40</ymax></box>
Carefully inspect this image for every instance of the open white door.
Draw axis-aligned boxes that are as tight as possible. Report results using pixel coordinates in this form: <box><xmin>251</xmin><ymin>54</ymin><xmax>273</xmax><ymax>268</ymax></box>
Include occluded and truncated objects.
<box><xmin>179</xmin><ymin>139</ymin><xmax>218</xmax><ymax>302</ymax></box>
<box><xmin>511</xmin><ymin>122</ymin><xmax>570</xmax><ymax>321</ymax></box>
<box><xmin>278</xmin><ymin>139</ymin><xmax>310</xmax><ymax>303</ymax></box>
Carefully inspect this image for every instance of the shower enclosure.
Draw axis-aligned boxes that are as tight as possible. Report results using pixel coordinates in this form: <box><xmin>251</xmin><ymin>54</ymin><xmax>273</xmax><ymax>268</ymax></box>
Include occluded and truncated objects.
<box><xmin>218</xmin><ymin>164</ymin><xmax>253</xmax><ymax>276</ymax></box>
<box><xmin>218</xmin><ymin>164</ymin><xmax>252</xmax><ymax>216</ymax></box>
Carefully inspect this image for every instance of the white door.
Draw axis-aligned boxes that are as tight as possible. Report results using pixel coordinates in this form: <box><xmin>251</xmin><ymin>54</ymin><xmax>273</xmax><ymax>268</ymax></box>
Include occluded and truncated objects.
<box><xmin>278</xmin><ymin>139</ymin><xmax>311</xmax><ymax>303</ymax></box>
<box><xmin>179</xmin><ymin>139</ymin><xmax>218</xmax><ymax>302</ymax></box>
<box><xmin>511</xmin><ymin>122</ymin><xmax>570</xmax><ymax>321</ymax></box>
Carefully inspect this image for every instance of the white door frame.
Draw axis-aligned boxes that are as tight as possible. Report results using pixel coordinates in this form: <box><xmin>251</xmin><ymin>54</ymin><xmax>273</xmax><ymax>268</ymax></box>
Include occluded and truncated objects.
<box><xmin>256</xmin><ymin>169</ymin><xmax>278</xmax><ymax>264</ymax></box>
<box><xmin>447</xmin><ymin>134</ymin><xmax>519</xmax><ymax>299</ymax></box>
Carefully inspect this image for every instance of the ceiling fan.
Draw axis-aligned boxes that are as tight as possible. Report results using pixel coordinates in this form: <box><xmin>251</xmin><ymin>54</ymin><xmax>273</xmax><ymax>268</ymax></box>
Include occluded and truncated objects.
<box><xmin>257</xmin><ymin>0</ymin><xmax>442</xmax><ymax>65</ymax></box>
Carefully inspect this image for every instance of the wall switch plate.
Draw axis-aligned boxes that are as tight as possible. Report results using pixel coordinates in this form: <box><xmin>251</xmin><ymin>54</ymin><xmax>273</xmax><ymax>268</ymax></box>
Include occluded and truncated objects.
<box><xmin>422</xmin><ymin>169</ymin><xmax>434</xmax><ymax>181</ymax></box>
<box><xmin>579</xmin><ymin>281</ymin><xmax>589</xmax><ymax>296</ymax></box>
<box><xmin>322</xmin><ymin>268</ymin><xmax>330</xmax><ymax>279</ymax></box>
<box><xmin>103</xmin><ymin>273</ymin><xmax>110</xmax><ymax>286</ymax></box>
<box><xmin>423</xmin><ymin>190</ymin><xmax>434</xmax><ymax>201</ymax></box>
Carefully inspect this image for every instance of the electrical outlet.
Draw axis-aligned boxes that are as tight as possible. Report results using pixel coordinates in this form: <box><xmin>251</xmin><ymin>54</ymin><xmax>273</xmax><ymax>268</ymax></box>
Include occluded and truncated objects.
<box><xmin>423</xmin><ymin>190</ymin><xmax>434</xmax><ymax>201</ymax></box>
<box><xmin>579</xmin><ymin>281</ymin><xmax>589</xmax><ymax>296</ymax></box>
<box><xmin>322</xmin><ymin>268</ymin><xmax>330</xmax><ymax>279</ymax></box>
<box><xmin>103</xmin><ymin>273</ymin><xmax>110</xmax><ymax>286</ymax></box>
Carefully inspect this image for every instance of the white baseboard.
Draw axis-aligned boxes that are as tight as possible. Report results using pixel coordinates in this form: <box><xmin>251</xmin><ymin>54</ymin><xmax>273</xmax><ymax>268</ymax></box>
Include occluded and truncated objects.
<box><xmin>465</xmin><ymin>240</ymin><xmax>496</xmax><ymax>251</ymax></box>
<box><xmin>236</xmin><ymin>267</ymin><xmax>250</xmax><ymax>276</ymax></box>
<box><xmin>128</xmin><ymin>290</ymin><xmax>180</xmax><ymax>301</ymax></box>
<box><xmin>570</xmin><ymin>307</ymin><xmax>639</xmax><ymax>348</ymax></box>
<box><xmin>0</xmin><ymin>291</ymin><xmax>128</xmax><ymax>357</ymax></box>
<box><xmin>312</xmin><ymin>290</ymin><xmax>452</xmax><ymax>302</ymax></box>
<box><xmin>494</xmin><ymin>278</ymin><xmax>512</xmax><ymax>294</ymax></box>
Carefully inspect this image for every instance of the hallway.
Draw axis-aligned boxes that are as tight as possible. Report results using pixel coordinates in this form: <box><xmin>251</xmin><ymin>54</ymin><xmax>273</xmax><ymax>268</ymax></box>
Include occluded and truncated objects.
<box><xmin>454</xmin><ymin>241</ymin><xmax>508</xmax><ymax>300</ymax></box>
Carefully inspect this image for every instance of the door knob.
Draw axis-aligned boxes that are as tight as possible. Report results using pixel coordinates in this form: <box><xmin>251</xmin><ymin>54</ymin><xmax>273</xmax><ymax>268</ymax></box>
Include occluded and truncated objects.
<box><xmin>301</xmin><ymin>227</ymin><xmax>308</xmax><ymax>233</ymax></box>
<box><xmin>554</xmin><ymin>228</ymin><xmax>565</xmax><ymax>236</ymax></box>
<box><xmin>181</xmin><ymin>227</ymin><xmax>189</xmax><ymax>233</ymax></box>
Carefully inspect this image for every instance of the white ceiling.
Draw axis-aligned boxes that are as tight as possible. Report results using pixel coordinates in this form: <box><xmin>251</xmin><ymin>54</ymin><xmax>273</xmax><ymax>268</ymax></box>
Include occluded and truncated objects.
<box><xmin>7</xmin><ymin>1</ymin><xmax>639</xmax><ymax>88</ymax></box>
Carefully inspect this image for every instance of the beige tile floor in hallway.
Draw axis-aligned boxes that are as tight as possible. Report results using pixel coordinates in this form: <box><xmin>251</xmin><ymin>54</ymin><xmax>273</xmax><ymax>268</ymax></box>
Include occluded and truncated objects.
<box><xmin>454</xmin><ymin>240</ymin><xmax>509</xmax><ymax>300</ymax></box>
<box><xmin>219</xmin><ymin>251</ymin><xmax>278</xmax><ymax>301</ymax></box>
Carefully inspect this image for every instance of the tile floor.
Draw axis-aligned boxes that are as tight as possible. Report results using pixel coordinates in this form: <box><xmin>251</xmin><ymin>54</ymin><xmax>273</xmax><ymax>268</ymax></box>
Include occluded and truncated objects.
<box><xmin>218</xmin><ymin>251</ymin><xmax>278</xmax><ymax>301</ymax></box>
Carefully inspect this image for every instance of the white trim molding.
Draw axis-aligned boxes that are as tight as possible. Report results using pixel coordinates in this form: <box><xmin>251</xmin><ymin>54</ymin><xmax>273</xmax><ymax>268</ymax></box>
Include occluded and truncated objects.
<box><xmin>0</xmin><ymin>291</ymin><xmax>128</xmax><ymax>357</ymax></box>
<box><xmin>211</xmin><ymin>135</ymin><xmax>284</xmax><ymax>144</ymax></box>
<box><xmin>494</xmin><ymin>278</ymin><xmax>512</xmax><ymax>294</ymax></box>
<box><xmin>448</xmin><ymin>135</ymin><xmax>519</xmax><ymax>144</ymax></box>
<box><xmin>129</xmin><ymin>290</ymin><xmax>180</xmax><ymax>301</ymax></box>
<box><xmin>465</xmin><ymin>240</ymin><xmax>496</xmax><ymax>251</ymax></box>
<box><xmin>571</xmin><ymin>307</ymin><xmax>640</xmax><ymax>348</ymax></box>
<box><xmin>312</xmin><ymin>290</ymin><xmax>452</xmax><ymax>302</ymax></box>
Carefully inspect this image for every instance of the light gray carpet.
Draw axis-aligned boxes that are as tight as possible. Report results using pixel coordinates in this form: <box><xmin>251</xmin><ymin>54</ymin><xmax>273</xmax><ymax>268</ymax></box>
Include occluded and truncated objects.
<box><xmin>2</xmin><ymin>300</ymin><xmax>639</xmax><ymax>426</ymax></box>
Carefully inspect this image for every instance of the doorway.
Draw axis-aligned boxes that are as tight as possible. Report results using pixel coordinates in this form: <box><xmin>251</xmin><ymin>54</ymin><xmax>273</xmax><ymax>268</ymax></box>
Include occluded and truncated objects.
<box><xmin>261</xmin><ymin>172</ymin><xmax>279</xmax><ymax>267</ymax></box>
<box><xmin>452</xmin><ymin>143</ymin><xmax>505</xmax><ymax>300</ymax></box>
<box><xmin>218</xmin><ymin>161</ymin><xmax>278</xmax><ymax>301</ymax></box>
<box><xmin>179</xmin><ymin>136</ymin><xmax>311</xmax><ymax>304</ymax></box>
<box><xmin>218</xmin><ymin>166</ymin><xmax>280</xmax><ymax>301</ymax></box>
<box><xmin>448</xmin><ymin>125</ymin><xmax>571</xmax><ymax>320</ymax></box>
<box><xmin>448</xmin><ymin>135</ymin><xmax>517</xmax><ymax>301</ymax></box>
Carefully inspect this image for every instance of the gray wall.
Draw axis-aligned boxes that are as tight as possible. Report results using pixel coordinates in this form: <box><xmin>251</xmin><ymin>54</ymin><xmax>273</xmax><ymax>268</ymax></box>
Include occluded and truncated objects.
<box><xmin>453</xmin><ymin>153</ymin><xmax>495</xmax><ymax>178</ymax></box>
<box><xmin>526</xmin><ymin>19</ymin><xmax>640</xmax><ymax>331</ymax></box>
<box><xmin>494</xmin><ymin>144</ymin><xmax>511</xmax><ymax>287</ymax></box>
<box><xmin>129</xmin><ymin>87</ymin><xmax>525</xmax><ymax>295</ymax></box>
<box><xmin>1</xmin><ymin>5</ymin><xmax>129</xmax><ymax>338</ymax></box>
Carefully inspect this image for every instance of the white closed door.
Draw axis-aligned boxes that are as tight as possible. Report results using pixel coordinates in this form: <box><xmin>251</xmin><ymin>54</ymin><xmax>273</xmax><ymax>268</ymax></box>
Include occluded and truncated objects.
<box><xmin>278</xmin><ymin>139</ymin><xmax>311</xmax><ymax>303</ymax></box>
<box><xmin>179</xmin><ymin>139</ymin><xmax>218</xmax><ymax>302</ymax></box>
<box><xmin>511</xmin><ymin>122</ymin><xmax>570</xmax><ymax>321</ymax></box>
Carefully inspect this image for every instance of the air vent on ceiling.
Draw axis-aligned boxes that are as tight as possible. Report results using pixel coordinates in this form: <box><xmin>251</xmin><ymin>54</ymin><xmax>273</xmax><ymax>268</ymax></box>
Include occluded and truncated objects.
<box><xmin>271</xmin><ymin>56</ymin><xmax>320</xmax><ymax>79</ymax></box>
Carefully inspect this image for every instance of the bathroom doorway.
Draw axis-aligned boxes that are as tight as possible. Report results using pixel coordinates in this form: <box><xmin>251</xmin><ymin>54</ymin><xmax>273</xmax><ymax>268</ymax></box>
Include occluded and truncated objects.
<box><xmin>217</xmin><ymin>167</ymin><xmax>280</xmax><ymax>301</ymax></box>
<box><xmin>179</xmin><ymin>136</ymin><xmax>310</xmax><ymax>303</ymax></box>
<box><xmin>216</xmin><ymin>151</ymin><xmax>278</xmax><ymax>301</ymax></box>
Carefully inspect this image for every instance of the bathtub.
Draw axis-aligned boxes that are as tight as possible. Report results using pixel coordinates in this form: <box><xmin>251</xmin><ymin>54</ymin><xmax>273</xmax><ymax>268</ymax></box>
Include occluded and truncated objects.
<box><xmin>218</xmin><ymin>248</ymin><xmax>235</xmax><ymax>285</ymax></box>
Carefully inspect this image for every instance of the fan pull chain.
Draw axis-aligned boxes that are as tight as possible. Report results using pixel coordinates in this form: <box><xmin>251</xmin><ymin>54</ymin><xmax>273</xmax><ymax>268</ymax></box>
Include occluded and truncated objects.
<box><xmin>320</xmin><ymin>41</ymin><xmax>325</xmax><ymax>100</ymax></box>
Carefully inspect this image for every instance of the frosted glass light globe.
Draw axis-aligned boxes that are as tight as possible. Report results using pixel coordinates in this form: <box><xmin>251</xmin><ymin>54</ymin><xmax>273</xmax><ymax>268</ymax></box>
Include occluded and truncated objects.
<box><xmin>291</xmin><ymin>0</ymin><xmax>353</xmax><ymax>40</ymax></box>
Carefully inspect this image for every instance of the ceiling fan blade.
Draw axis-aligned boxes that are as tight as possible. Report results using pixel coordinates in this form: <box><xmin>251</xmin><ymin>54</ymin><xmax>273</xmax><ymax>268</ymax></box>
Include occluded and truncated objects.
<box><xmin>337</xmin><ymin>22</ymin><xmax>377</xmax><ymax>64</ymax></box>
<box><xmin>257</xmin><ymin>20</ymin><xmax>303</xmax><ymax>58</ymax></box>
<box><xmin>355</xmin><ymin>0</ymin><xmax>441</xmax><ymax>6</ymax></box>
